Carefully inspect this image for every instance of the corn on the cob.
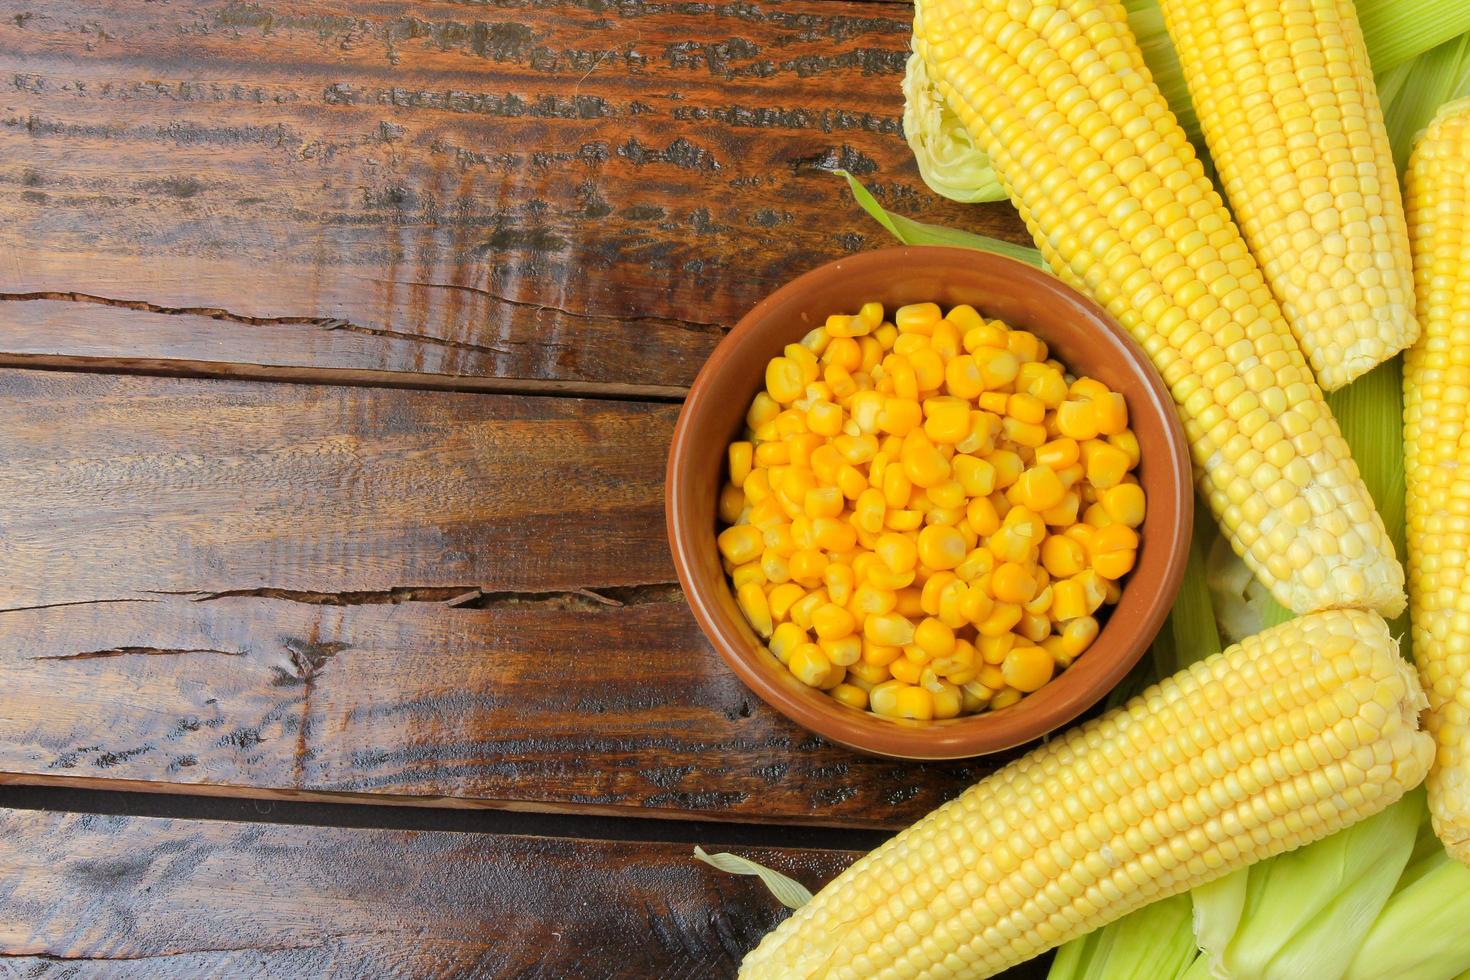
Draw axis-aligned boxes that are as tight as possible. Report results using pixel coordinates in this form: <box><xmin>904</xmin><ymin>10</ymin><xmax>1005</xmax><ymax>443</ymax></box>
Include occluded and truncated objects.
<box><xmin>739</xmin><ymin>610</ymin><xmax>1431</xmax><ymax>979</ymax></box>
<box><xmin>1405</xmin><ymin>97</ymin><xmax>1470</xmax><ymax>868</ymax></box>
<box><xmin>910</xmin><ymin>0</ymin><xmax>1405</xmax><ymax>617</ymax></box>
<box><xmin>1157</xmin><ymin>0</ymin><xmax>1418</xmax><ymax>390</ymax></box>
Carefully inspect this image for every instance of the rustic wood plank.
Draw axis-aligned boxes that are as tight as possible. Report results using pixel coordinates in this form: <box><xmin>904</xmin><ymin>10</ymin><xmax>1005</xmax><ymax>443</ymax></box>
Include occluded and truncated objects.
<box><xmin>0</xmin><ymin>369</ymin><xmax>995</xmax><ymax>827</ymax></box>
<box><xmin>0</xmin><ymin>807</ymin><xmax>863</xmax><ymax>977</ymax></box>
<box><xmin>0</xmin><ymin>0</ymin><xmax>1029</xmax><ymax>391</ymax></box>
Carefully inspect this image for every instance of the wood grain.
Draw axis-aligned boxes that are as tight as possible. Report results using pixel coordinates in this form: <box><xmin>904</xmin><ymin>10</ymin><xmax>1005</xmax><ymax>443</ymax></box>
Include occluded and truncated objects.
<box><xmin>0</xmin><ymin>807</ymin><xmax>862</xmax><ymax>977</ymax></box>
<box><xmin>0</xmin><ymin>369</ymin><xmax>998</xmax><ymax>827</ymax></box>
<box><xmin>0</xmin><ymin>0</ymin><xmax>1029</xmax><ymax>392</ymax></box>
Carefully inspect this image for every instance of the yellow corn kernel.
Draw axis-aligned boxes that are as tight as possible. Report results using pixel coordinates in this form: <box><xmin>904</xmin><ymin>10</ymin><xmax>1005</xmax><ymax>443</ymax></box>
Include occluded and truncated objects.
<box><xmin>944</xmin><ymin>354</ymin><xmax>984</xmax><ymax>400</ymax></box>
<box><xmin>731</xmin><ymin>562</ymin><xmax>765</xmax><ymax>590</ymax></box>
<box><xmin>1002</xmin><ymin>416</ymin><xmax>1048</xmax><ymax>449</ymax></box>
<box><xmin>976</xmin><ymin>634</ymin><xmax>1013</xmax><ymax>667</ymax></box>
<box><xmin>864</xmin><ymin>613</ymin><xmax>916</xmax><ymax>647</ymax></box>
<box><xmin>859</xmin><ymin>334</ymin><xmax>885</xmax><ymax>370</ymax></box>
<box><xmin>1109</xmin><ymin>430</ymin><xmax>1141</xmax><ymax>468</ymax></box>
<box><xmin>1007</xmin><ymin>330</ymin><xmax>1044</xmax><ymax>363</ymax></box>
<box><xmin>901</xmin><ymin>438</ymin><xmax>951</xmax><ymax>489</ymax></box>
<box><xmin>924</xmin><ymin>481</ymin><xmax>964</xmax><ymax>512</ymax></box>
<box><xmin>1007</xmin><ymin>392</ymin><xmax>1046</xmax><ymax>425</ymax></box>
<box><xmin>914</xmin><ymin>617</ymin><xmax>956</xmax><ymax>658</ymax></box>
<box><xmin>1090</xmin><ymin>524</ymin><xmax>1140</xmax><ymax>557</ymax></box>
<box><xmin>922</xmin><ymin>397</ymin><xmax>972</xmax><ymax>444</ymax></box>
<box><xmin>1082</xmin><ymin>440</ymin><xmax>1132</xmax><ymax>490</ymax></box>
<box><xmin>1024</xmin><ymin>584</ymin><xmax>1053</xmax><ymax>616</ymax></box>
<box><xmin>991</xmin><ymin>561</ymin><xmax>1037</xmax><ymax>604</ymax></box>
<box><xmin>805</xmin><ymin>401</ymin><xmax>843</xmax><ymax>438</ymax></box>
<box><xmin>718</xmin><ymin>525</ymin><xmax>763</xmax><ymax>565</ymax></box>
<box><xmin>956</xmin><ymin>582</ymin><xmax>992</xmax><ymax>625</ymax></box>
<box><xmin>893</xmin><ymin>684</ymin><xmax>934</xmax><ymax>720</ymax></box>
<box><xmin>989</xmin><ymin>450</ymin><xmax>1024</xmax><ymax>489</ymax></box>
<box><xmin>1016</xmin><ymin>362</ymin><xmax>1068</xmax><ymax>408</ymax></box>
<box><xmin>824</xmin><ymin>335</ymin><xmax>862</xmax><ymax>369</ymax></box>
<box><xmin>788</xmin><ymin>642</ymin><xmax>832</xmax><ymax>687</ymax></box>
<box><xmin>824</xmin><ymin>314</ymin><xmax>867</xmax><ymax>339</ymax></box>
<box><xmin>1093</xmin><ymin>549</ymin><xmax>1137</xmax><ymax>581</ymax></box>
<box><xmin>894</xmin><ymin>587</ymin><xmax>926</xmax><ymax>620</ymax></box>
<box><xmin>1010</xmin><ymin>466</ymin><xmax>1067</xmax><ymax>512</ymax></box>
<box><xmin>956</xmin><ymin>411</ymin><xmax>999</xmax><ymax>455</ymax></box>
<box><xmin>1041</xmin><ymin>536</ymin><xmax>1087</xmax><ymax>579</ymax></box>
<box><xmin>909</xmin><ymin>349</ymin><xmax>945</xmax><ymax>392</ymax></box>
<box><xmin>916</xmin><ymin>524</ymin><xmax>967</xmax><ymax>571</ymax></box>
<box><xmin>754</xmin><ymin>441</ymin><xmax>789</xmax><ymax>468</ymax></box>
<box><xmin>760</xmin><ymin>551</ymin><xmax>790</xmax><ymax>585</ymax></box>
<box><xmin>741</xmin><ymin>468</ymin><xmax>771</xmax><ymax>506</ymax></box>
<box><xmin>1001</xmin><ymin>644</ymin><xmax>1053</xmax><ymax>692</ymax></box>
<box><xmin>978</xmin><ymin>602</ymin><xmax>1023</xmax><ymax>637</ymax></box>
<box><xmin>737</xmin><ymin>582</ymin><xmax>773</xmax><ymax>638</ymax></box>
<box><xmin>975</xmin><ymin>347</ymin><xmax>1020</xmax><ymax>389</ymax></box>
<box><xmin>812</xmin><ymin>518</ymin><xmax>857</xmax><ymax>552</ymax></box>
<box><xmin>1060</xmin><ymin>616</ymin><xmax>1101</xmax><ymax>658</ymax></box>
<box><xmin>783</xmin><ymin>343</ymin><xmax>819</xmax><ymax>383</ymax></box>
<box><xmin>763</xmin><ymin>523</ymin><xmax>796</xmax><ymax>557</ymax></box>
<box><xmin>1051</xmin><ymin>579</ymin><xmax>1087</xmax><ymax>622</ymax></box>
<box><xmin>829</xmin><ymin>682</ymin><xmax>868</xmax><ymax>711</ymax></box>
<box><xmin>867</xmin><ymin>679</ymin><xmax>905</xmax><ymax>717</ymax></box>
<box><xmin>1017</xmin><ymin>612</ymin><xmax>1049</xmax><ymax>644</ymax></box>
<box><xmin>876</xmin><ymin>532</ymin><xmax>918</xmax><ymax>574</ymax></box>
<box><xmin>931</xmin><ymin>682</ymin><xmax>963</xmax><ymax>719</ymax></box>
<box><xmin>823</xmin><ymin>564</ymin><xmax>854</xmax><ymax>607</ymax></box>
<box><xmin>1034</xmin><ymin>438</ymin><xmax>1079</xmax><ymax>470</ymax></box>
<box><xmin>788</xmin><ymin>549</ymin><xmax>827</xmax><ymax>587</ymax></box>
<box><xmin>1041</xmin><ymin>491</ymin><xmax>1081</xmax><ymax>528</ymax></box>
<box><xmin>920</xmin><ymin>572</ymin><xmax>958</xmax><ymax>616</ymax></box>
<box><xmin>836</xmin><ymin>465</ymin><xmax>868</xmax><ymax>501</ymax></box>
<box><xmin>820</xmin><ymin>634</ymin><xmax>862</xmax><ymax>667</ymax></box>
<box><xmin>895</xmin><ymin>302</ymin><xmax>941</xmax><ymax>333</ymax></box>
<box><xmin>943</xmin><ymin>304</ymin><xmax>981</xmax><ymax>332</ymax></box>
<box><xmin>787</xmin><ymin>588</ymin><xmax>828</xmax><ymax>630</ymax></box>
<box><xmin>768</xmin><ymin>621</ymin><xmax>806</xmax><ymax>664</ymax></box>
<box><xmin>719</xmin><ymin>484</ymin><xmax>746</xmax><ymax>525</ymax></box>
<box><xmin>803</xmin><ymin>486</ymin><xmax>843</xmax><ymax>520</ymax></box>
<box><xmin>861</xmin><ymin>638</ymin><xmax>902</xmax><ymax>667</ymax></box>
<box><xmin>878</xmin><ymin>397</ymin><xmax>922</xmax><ymax>437</ymax></box>
<box><xmin>889</xmin><ymin>656</ymin><xmax>924</xmax><ymax>685</ymax></box>
<box><xmin>962</xmin><ymin>321</ymin><xmax>1007</xmax><ymax>351</ymax></box>
<box><xmin>978</xmin><ymin>391</ymin><xmax>1010</xmax><ymax>415</ymax></box>
<box><xmin>883</xmin><ymin>509</ymin><xmax>924</xmax><ymax>533</ymax></box>
<box><xmin>853</xmin><ymin>488</ymin><xmax>886</xmax><ymax>534</ymax></box>
<box><xmin>1092</xmin><ymin>392</ymin><xmax>1128</xmax><ymax>435</ymax></box>
<box><xmin>811</xmin><ymin>602</ymin><xmax>856</xmax><ymax>641</ymax></box>
<box><xmin>1100</xmin><ymin>484</ymin><xmax>1146</xmax><ymax>528</ymax></box>
<box><xmin>768</xmin><ymin>582</ymin><xmax>806</xmax><ymax>622</ymax></box>
<box><xmin>728</xmin><ymin>441</ymin><xmax>754</xmax><ymax>487</ymax></box>
<box><xmin>977</xmin><ymin>663</ymin><xmax>1007</xmax><ymax>690</ymax></box>
<box><xmin>1075</xmin><ymin>571</ymin><xmax>1108</xmax><ymax>615</ymax></box>
<box><xmin>1055</xmin><ymin>399</ymin><xmax>1100</xmax><ymax>440</ymax></box>
<box><xmin>989</xmin><ymin>687</ymin><xmax>1023</xmax><ymax>710</ymax></box>
<box><xmin>747</xmin><ymin>391</ymin><xmax>779</xmax><ymax>429</ymax></box>
<box><xmin>832</xmin><ymin>433</ymin><xmax>878</xmax><ymax>465</ymax></box>
<box><xmin>765</xmin><ymin>357</ymin><xmax>806</xmax><ymax>404</ymax></box>
<box><xmin>965</xmin><ymin>496</ymin><xmax>1000</xmax><ymax>537</ymax></box>
<box><xmin>948</xmin><ymin>454</ymin><xmax>994</xmax><ymax>498</ymax></box>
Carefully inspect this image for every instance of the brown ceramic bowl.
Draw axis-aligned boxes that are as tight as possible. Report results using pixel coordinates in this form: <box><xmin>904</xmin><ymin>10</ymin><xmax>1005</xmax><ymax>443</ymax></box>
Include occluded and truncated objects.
<box><xmin>666</xmin><ymin>246</ymin><xmax>1192</xmax><ymax>759</ymax></box>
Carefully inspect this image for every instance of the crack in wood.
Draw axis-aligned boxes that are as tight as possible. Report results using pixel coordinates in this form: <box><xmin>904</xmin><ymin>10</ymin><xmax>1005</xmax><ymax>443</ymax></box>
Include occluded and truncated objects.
<box><xmin>0</xmin><ymin>598</ymin><xmax>159</xmax><ymax>616</ymax></box>
<box><xmin>29</xmin><ymin>647</ymin><xmax>243</xmax><ymax>663</ymax></box>
<box><xmin>367</xmin><ymin>279</ymin><xmax>728</xmax><ymax>334</ymax></box>
<box><xmin>143</xmin><ymin>584</ymin><xmax>685</xmax><ymax>610</ymax></box>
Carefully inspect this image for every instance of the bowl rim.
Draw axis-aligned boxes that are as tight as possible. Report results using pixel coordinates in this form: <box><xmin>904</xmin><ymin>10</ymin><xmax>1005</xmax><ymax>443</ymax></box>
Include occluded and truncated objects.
<box><xmin>666</xmin><ymin>245</ymin><xmax>1193</xmax><ymax>759</ymax></box>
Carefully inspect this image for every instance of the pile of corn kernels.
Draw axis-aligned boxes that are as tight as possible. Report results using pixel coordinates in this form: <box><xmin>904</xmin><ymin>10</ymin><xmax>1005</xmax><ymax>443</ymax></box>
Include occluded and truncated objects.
<box><xmin>718</xmin><ymin>301</ymin><xmax>1145</xmax><ymax>720</ymax></box>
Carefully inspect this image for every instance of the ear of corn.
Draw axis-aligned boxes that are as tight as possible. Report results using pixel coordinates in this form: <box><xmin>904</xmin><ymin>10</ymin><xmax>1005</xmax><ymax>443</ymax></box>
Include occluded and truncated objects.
<box><xmin>1156</xmin><ymin>0</ymin><xmax>1417</xmax><ymax>391</ymax></box>
<box><xmin>738</xmin><ymin>610</ymin><xmax>1432</xmax><ymax>979</ymax></box>
<box><xmin>1404</xmin><ymin>97</ymin><xmax>1470</xmax><ymax>868</ymax></box>
<box><xmin>910</xmin><ymin>0</ymin><xmax>1404</xmax><ymax>617</ymax></box>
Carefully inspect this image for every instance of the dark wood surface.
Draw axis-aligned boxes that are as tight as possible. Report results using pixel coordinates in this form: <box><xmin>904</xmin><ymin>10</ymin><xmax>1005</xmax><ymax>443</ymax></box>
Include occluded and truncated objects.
<box><xmin>0</xmin><ymin>0</ymin><xmax>1055</xmax><ymax>973</ymax></box>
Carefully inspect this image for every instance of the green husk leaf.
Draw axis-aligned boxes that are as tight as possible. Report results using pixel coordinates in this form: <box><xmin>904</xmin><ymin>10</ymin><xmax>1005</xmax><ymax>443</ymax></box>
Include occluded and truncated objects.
<box><xmin>1357</xmin><ymin>0</ymin><xmax>1470</xmax><ymax>75</ymax></box>
<box><xmin>1343</xmin><ymin>794</ymin><xmax>1470</xmax><ymax>980</ymax></box>
<box><xmin>1191</xmin><ymin>868</ymin><xmax>1248</xmax><ymax>977</ymax></box>
<box><xmin>1048</xmin><ymin>895</ymin><xmax>1197</xmax><ymax>980</ymax></box>
<box><xmin>836</xmin><ymin>171</ymin><xmax>1045</xmax><ymax>268</ymax></box>
<box><xmin>693</xmin><ymin>847</ymin><xmax>813</xmax><ymax>910</ymax></box>
<box><xmin>1217</xmin><ymin>798</ymin><xmax>1419</xmax><ymax>979</ymax></box>
<box><xmin>1381</xmin><ymin>32</ymin><xmax>1470</xmax><ymax>179</ymax></box>
<box><xmin>902</xmin><ymin>54</ymin><xmax>1007</xmax><ymax>204</ymax></box>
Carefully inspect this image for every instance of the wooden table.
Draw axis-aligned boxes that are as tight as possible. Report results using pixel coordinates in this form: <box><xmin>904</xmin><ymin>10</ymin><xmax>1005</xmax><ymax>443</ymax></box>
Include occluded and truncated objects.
<box><xmin>0</xmin><ymin>1</ymin><xmax>1043</xmax><ymax>974</ymax></box>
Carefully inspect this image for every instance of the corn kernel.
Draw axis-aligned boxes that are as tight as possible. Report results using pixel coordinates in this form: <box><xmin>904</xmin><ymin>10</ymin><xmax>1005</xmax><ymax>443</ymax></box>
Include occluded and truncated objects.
<box><xmin>1041</xmin><ymin>491</ymin><xmax>1081</xmax><ymax>527</ymax></box>
<box><xmin>893</xmin><ymin>684</ymin><xmax>934</xmax><ymax>719</ymax></box>
<box><xmin>789</xmin><ymin>642</ymin><xmax>832</xmax><ymax>687</ymax></box>
<box><xmin>914</xmin><ymin>617</ymin><xmax>956</xmax><ymax>658</ymax></box>
<box><xmin>945</xmin><ymin>354</ymin><xmax>985</xmax><ymax>400</ymax></box>
<box><xmin>1101</xmin><ymin>483</ymin><xmax>1146</xmax><ymax>527</ymax></box>
<box><xmin>837</xmin><ymin>465</ymin><xmax>868</xmax><ymax>501</ymax></box>
<box><xmin>1007</xmin><ymin>330</ymin><xmax>1044</xmax><ymax>363</ymax></box>
<box><xmin>989</xmin><ymin>450</ymin><xmax>1024</xmax><ymax>489</ymax></box>
<box><xmin>731</xmin><ymin>561</ymin><xmax>765</xmax><ymax>590</ymax></box>
<box><xmin>917</xmin><ymin>524</ymin><xmax>967</xmax><ymax>570</ymax></box>
<box><xmin>931</xmin><ymin>682</ymin><xmax>963</xmax><ymax>719</ymax></box>
<box><xmin>813</xmin><ymin>518</ymin><xmax>858</xmax><ymax>552</ymax></box>
<box><xmin>768</xmin><ymin>582</ymin><xmax>806</xmax><ymax>622</ymax></box>
<box><xmin>1060</xmin><ymin>616</ymin><xmax>1100</xmax><ymax>657</ymax></box>
<box><xmin>1002</xmin><ymin>416</ymin><xmax>1048</xmax><ymax>448</ymax></box>
<box><xmin>768</xmin><ymin>622</ymin><xmax>806</xmax><ymax>663</ymax></box>
<box><xmin>965</xmin><ymin>496</ymin><xmax>1001</xmax><ymax>537</ymax></box>
<box><xmin>978</xmin><ymin>391</ymin><xmax>1009</xmax><ymax>414</ymax></box>
<box><xmin>820</xmin><ymin>634</ymin><xmax>862</xmax><ymax>666</ymax></box>
<box><xmin>1082</xmin><ymin>440</ymin><xmax>1132</xmax><ymax>489</ymax></box>
<box><xmin>1010</xmin><ymin>465</ymin><xmax>1067</xmax><ymax>511</ymax></box>
<box><xmin>923</xmin><ymin>397</ymin><xmax>972</xmax><ymax>444</ymax></box>
<box><xmin>865</xmin><ymin>613</ymin><xmax>916</xmax><ymax>646</ymax></box>
<box><xmin>830</xmin><ymin>682</ymin><xmax>868</xmax><ymax>710</ymax></box>
<box><xmin>990</xmin><ymin>687</ymin><xmax>1023</xmax><ymax>709</ymax></box>
<box><xmin>1007</xmin><ymin>392</ymin><xmax>1046</xmax><ymax>425</ymax></box>
<box><xmin>1093</xmin><ymin>549</ymin><xmax>1137</xmax><ymax>580</ymax></box>
<box><xmin>1041</xmin><ymin>535</ymin><xmax>1087</xmax><ymax>578</ymax></box>
<box><xmin>718</xmin><ymin>525</ymin><xmax>763</xmax><ymax>564</ymax></box>
<box><xmin>978</xmin><ymin>602</ymin><xmax>1023</xmax><ymax>636</ymax></box>
<box><xmin>889</xmin><ymin>656</ymin><xmax>923</xmax><ymax>685</ymax></box>
<box><xmin>1002</xmin><ymin>644</ymin><xmax>1053</xmax><ymax>692</ymax></box>
<box><xmin>1051</xmin><ymin>579</ymin><xmax>1087</xmax><ymax>620</ymax></box>
<box><xmin>861</xmin><ymin>638</ymin><xmax>902</xmax><ymax>666</ymax></box>
<box><xmin>895</xmin><ymin>302</ymin><xmax>941</xmax><ymax>332</ymax></box>
<box><xmin>737</xmin><ymin>582</ymin><xmax>773</xmax><ymax>637</ymax></box>
<box><xmin>804</xmin><ymin>486</ymin><xmax>843</xmax><ymax>519</ymax></box>
<box><xmin>991</xmin><ymin>561</ymin><xmax>1037</xmax><ymax>603</ymax></box>
<box><xmin>789</xmin><ymin>549</ymin><xmax>828</xmax><ymax>586</ymax></box>
<box><xmin>909</xmin><ymin>349</ymin><xmax>945</xmax><ymax>391</ymax></box>
<box><xmin>823</xmin><ymin>564</ymin><xmax>854</xmax><ymax>607</ymax></box>
<box><xmin>719</xmin><ymin>483</ymin><xmax>746</xmax><ymax>525</ymax></box>
<box><xmin>883</xmin><ymin>509</ymin><xmax>924</xmax><ymax>532</ymax></box>
<box><xmin>1090</xmin><ymin>523</ymin><xmax>1140</xmax><ymax>555</ymax></box>
<box><xmin>812</xmin><ymin>602</ymin><xmax>856</xmax><ymax>640</ymax></box>
<box><xmin>1034</xmin><ymin>438</ymin><xmax>1080</xmax><ymax>470</ymax></box>
<box><xmin>1056</xmin><ymin>399</ymin><xmax>1100</xmax><ymax>440</ymax></box>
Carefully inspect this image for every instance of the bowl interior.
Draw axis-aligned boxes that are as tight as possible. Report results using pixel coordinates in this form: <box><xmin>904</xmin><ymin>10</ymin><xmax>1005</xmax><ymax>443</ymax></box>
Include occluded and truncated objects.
<box><xmin>667</xmin><ymin>246</ymin><xmax>1192</xmax><ymax>759</ymax></box>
